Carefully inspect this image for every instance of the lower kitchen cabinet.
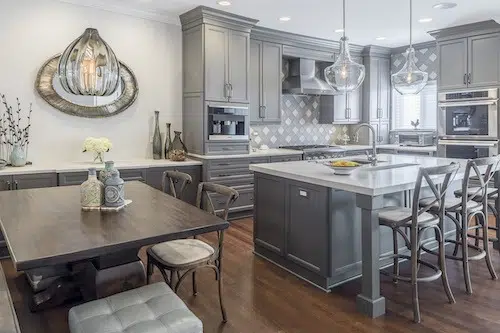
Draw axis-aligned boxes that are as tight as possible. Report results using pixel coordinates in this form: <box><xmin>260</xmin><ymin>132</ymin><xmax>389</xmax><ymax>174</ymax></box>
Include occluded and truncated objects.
<box><xmin>58</xmin><ymin>169</ymin><xmax>147</xmax><ymax>186</ymax></box>
<box><xmin>146</xmin><ymin>165</ymin><xmax>201</xmax><ymax>206</ymax></box>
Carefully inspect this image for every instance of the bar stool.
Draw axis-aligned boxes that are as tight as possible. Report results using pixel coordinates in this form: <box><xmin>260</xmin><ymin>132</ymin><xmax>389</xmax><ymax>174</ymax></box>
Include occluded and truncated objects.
<box><xmin>420</xmin><ymin>156</ymin><xmax>500</xmax><ymax>295</ymax></box>
<box><xmin>378</xmin><ymin>163</ymin><xmax>459</xmax><ymax>323</ymax></box>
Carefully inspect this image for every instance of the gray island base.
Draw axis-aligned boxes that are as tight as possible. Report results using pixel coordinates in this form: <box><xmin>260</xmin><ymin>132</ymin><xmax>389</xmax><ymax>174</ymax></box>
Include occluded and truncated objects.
<box><xmin>250</xmin><ymin>154</ymin><xmax>473</xmax><ymax>318</ymax></box>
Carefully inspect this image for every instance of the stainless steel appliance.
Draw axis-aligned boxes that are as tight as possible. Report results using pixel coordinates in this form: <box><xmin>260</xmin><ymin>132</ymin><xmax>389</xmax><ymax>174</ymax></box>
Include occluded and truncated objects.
<box><xmin>390</xmin><ymin>129</ymin><xmax>436</xmax><ymax>147</ymax></box>
<box><xmin>282</xmin><ymin>58</ymin><xmax>335</xmax><ymax>96</ymax></box>
<box><xmin>437</xmin><ymin>139</ymin><xmax>498</xmax><ymax>159</ymax></box>
<box><xmin>280</xmin><ymin>145</ymin><xmax>346</xmax><ymax>160</ymax></box>
<box><xmin>438</xmin><ymin>88</ymin><xmax>498</xmax><ymax>140</ymax></box>
<box><xmin>207</xmin><ymin>103</ymin><xmax>249</xmax><ymax>141</ymax></box>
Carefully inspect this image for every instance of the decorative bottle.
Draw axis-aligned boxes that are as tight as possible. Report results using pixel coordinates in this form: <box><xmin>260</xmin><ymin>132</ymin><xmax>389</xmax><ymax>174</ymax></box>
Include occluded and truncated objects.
<box><xmin>152</xmin><ymin>111</ymin><xmax>162</xmax><ymax>160</ymax></box>
<box><xmin>169</xmin><ymin>131</ymin><xmax>188</xmax><ymax>161</ymax></box>
<box><xmin>104</xmin><ymin>169</ymin><xmax>125</xmax><ymax>207</ymax></box>
<box><xmin>164</xmin><ymin>123</ymin><xmax>172</xmax><ymax>160</ymax></box>
<box><xmin>99</xmin><ymin>161</ymin><xmax>118</xmax><ymax>183</ymax></box>
<box><xmin>81</xmin><ymin>168</ymin><xmax>104</xmax><ymax>208</ymax></box>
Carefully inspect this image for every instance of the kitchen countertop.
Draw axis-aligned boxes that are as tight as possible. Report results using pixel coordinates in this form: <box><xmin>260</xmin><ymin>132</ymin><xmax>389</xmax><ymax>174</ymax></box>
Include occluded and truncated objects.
<box><xmin>188</xmin><ymin>148</ymin><xmax>303</xmax><ymax>160</ymax></box>
<box><xmin>338</xmin><ymin>144</ymin><xmax>437</xmax><ymax>153</ymax></box>
<box><xmin>250</xmin><ymin>154</ymin><xmax>464</xmax><ymax>196</ymax></box>
<box><xmin>0</xmin><ymin>159</ymin><xmax>203</xmax><ymax>176</ymax></box>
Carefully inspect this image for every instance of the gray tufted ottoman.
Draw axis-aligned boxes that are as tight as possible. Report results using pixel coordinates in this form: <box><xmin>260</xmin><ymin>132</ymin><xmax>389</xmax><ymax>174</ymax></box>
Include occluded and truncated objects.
<box><xmin>68</xmin><ymin>282</ymin><xmax>202</xmax><ymax>333</ymax></box>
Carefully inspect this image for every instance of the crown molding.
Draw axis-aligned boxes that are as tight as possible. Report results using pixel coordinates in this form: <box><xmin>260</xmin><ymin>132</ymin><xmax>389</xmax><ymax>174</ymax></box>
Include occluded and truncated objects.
<box><xmin>55</xmin><ymin>0</ymin><xmax>180</xmax><ymax>25</ymax></box>
<box><xmin>429</xmin><ymin>20</ymin><xmax>500</xmax><ymax>41</ymax></box>
<box><xmin>390</xmin><ymin>40</ymin><xmax>437</xmax><ymax>55</ymax></box>
<box><xmin>362</xmin><ymin>45</ymin><xmax>392</xmax><ymax>58</ymax></box>
<box><xmin>180</xmin><ymin>6</ymin><xmax>258</xmax><ymax>32</ymax></box>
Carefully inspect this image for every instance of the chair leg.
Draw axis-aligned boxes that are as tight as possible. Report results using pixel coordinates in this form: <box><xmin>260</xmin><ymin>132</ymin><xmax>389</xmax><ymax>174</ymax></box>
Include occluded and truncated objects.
<box><xmin>462</xmin><ymin>215</ymin><xmax>473</xmax><ymax>295</ymax></box>
<box><xmin>215</xmin><ymin>267</ymin><xmax>227</xmax><ymax>323</ymax></box>
<box><xmin>481</xmin><ymin>213</ymin><xmax>498</xmax><ymax>280</ymax></box>
<box><xmin>438</xmin><ymin>227</ymin><xmax>455</xmax><ymax>304</ymax></box>
<box><xmin>192</xmin><ymin>271</ymin><xmax>198</xmax><ymax>296</ymax></box>
<box><xmin>392</xmin><ymin>228</ymin><xmax>399</xmax><ymax>284</ymax></box>
<box><xmin>453</xmin><ymin>212</ymin><xmax>460</xmax><ymax>256</ymax></box>
<box><xmin>146</xmin><ymin>256</ymin><xmax>153</xmax><ymax>285</ymax></box>
<box><xmin>411</xmin><ymin>243</ymin><xmax>421</xmax><ymax>323</ymax></box>
<box><xmin>474</xmin><ymin>215</ymin><xmax>480</xmax><ymax>247</ymax></box>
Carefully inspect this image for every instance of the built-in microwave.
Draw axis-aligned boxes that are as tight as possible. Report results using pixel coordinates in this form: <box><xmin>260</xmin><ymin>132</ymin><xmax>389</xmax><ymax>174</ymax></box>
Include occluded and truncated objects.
<box><xmin>437</xmin><ymin>139</ymin><xmax>499</xmax><ymax>159</ymax></box>
<box><xmin>207</xmin><ymin>103</ymin><xmax>249</xmax><ymax>141</ymax></box>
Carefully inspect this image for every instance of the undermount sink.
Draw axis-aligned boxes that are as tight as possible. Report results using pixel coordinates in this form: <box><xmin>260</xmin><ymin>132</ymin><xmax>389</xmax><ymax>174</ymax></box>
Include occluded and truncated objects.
<box><xmin>363</xmin><ymin>163</ymin><xmax>419</xmax><ymax>171</ymax></box>
<box><xmin>349</xmin><ymin>158</ymin><xmax>388</xmax><ymax>165</ymax></box>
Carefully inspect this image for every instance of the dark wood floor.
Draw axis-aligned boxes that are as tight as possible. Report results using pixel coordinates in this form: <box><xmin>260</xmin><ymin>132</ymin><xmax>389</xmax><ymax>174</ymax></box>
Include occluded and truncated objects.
<box><xmin>3</xmin><ymin>217</ymin><xmax>500</xmax><ymax>333</ymax></box>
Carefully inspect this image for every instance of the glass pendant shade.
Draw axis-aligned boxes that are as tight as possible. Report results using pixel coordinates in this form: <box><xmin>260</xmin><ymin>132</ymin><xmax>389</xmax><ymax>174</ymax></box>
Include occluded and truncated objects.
<box><xmin>391</xmin><ymin>47</ymin><xmax>429</xmax><ymax>95</ymax></box>
<box><xmin>58</xmin><ymin>28</ymin><xmax>120</xmax><ymax>96</ymax></box>
<box><xmin>324</xmin><ymin>37</ymin><xmax>365</xmax><ymax>93</ymax></box>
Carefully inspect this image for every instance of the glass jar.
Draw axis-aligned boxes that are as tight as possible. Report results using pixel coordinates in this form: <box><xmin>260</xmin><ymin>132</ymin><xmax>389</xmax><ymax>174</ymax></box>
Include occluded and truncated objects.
<box><xmin>169</xmin><ymin>131</ymin><xmax>187</xmax><ymax>161</ymax></box>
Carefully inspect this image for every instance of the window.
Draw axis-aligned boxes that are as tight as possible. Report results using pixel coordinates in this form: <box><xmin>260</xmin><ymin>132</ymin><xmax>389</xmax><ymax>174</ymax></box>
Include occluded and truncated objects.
<box><xmin>391</xmin><ymin>81</ymin><xmax>437</xmax><ymax>130</ymax></box>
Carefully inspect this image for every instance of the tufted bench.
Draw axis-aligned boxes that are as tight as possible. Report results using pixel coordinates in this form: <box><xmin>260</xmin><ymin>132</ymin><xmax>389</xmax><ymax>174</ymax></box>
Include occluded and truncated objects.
<box><xmin>68</xmin><ymin>282</ymin><xmax>203</xmax><ymax>333</ymax></box>
<box><xmin>0</xmin><ymin>263</ymin><xmax>21</xmax><ymax>333</ymax></box>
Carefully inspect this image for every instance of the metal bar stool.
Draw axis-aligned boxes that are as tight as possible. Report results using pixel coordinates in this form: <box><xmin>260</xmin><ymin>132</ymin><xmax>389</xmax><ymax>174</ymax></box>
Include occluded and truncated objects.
<box><xmin>147</xmin><ymin>182</ymin><xmax>239</xmax><ymax>323</ymax></box>
<box><xmin>420</xmin><ymin>156</ymin><xmax>500</xmax><ymax>295</ymax></box>
<box><xmin>378</xmin><ymin>163</ymin><xmax>459</xmax><ymax>323</ymax></box>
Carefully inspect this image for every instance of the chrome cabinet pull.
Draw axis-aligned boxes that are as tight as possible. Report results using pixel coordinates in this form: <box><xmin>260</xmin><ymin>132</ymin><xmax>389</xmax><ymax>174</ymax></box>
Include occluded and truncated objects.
<box><xmin>6</xmin><ymin>181</ymin><xmax>11</xmax><ymax>191</ymax></box>
<box><xmin>464</xmin><ymin>73</ymin><xmax>467</xmax><ymax>85</ymax></box>
<box><xmin>14</xmin><ymin>181</ymin><xmax>18</xmax><ymax>190</ymax></box>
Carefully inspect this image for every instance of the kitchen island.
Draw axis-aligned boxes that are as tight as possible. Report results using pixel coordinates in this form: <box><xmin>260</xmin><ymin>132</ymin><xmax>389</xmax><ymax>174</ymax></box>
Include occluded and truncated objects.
<box><xmin>249</xmin><ymin>154</ymin><xmax>468</xmax><ymax>318</ymax></box>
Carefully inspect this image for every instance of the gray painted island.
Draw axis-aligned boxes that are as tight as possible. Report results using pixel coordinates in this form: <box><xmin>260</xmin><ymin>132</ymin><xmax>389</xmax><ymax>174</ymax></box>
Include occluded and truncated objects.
<box><xmin>250</xmin><ymin>154</ymin><xmax>469</xmax><ymax>318</ymax></box>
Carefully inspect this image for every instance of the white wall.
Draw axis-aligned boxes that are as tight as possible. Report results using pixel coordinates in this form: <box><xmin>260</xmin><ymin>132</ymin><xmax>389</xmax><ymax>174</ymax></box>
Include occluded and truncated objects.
<box><xmin>0</xmin><ymin>0</ymin><xmax>182</xmax><ymax>163</ymax></box>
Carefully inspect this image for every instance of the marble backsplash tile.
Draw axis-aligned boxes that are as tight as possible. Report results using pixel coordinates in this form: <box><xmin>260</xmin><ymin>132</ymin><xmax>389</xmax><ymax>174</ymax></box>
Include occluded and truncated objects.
<box><xmin>250</xmin><ymin>95</ymin><xmax>352</xmax><ymax>148</ymax></box>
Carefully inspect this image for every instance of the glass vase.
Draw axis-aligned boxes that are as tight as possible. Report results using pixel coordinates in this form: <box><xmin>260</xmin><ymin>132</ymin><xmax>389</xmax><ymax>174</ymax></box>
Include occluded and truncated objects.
<box><xmin>152</xmin><ymin>111</ymin><xmax>162</xmax><ymax>160</ymax></box>
<box><xmin>93</xmin><ymin>152</ymin><xmax>104</xmax><ymax>164</ymax></box>
<box><xmin>164</xmin><ymin>123</ymin><xmax>172</xmax><ymax>160</ymax></box>
<box><xmin>169</xmin><ymin>131</ymin><xmax>187</xmax><ymax>161</ymax></box>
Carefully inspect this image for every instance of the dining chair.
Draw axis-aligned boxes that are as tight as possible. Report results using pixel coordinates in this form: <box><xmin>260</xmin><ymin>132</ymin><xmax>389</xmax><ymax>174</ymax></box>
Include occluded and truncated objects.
<box><xmin>162</xmin><ymin>170</ymin><xmax>192</xmax><ymax>199</ymax></box>
<box><xmin>146</xmin><ymin>182</ymin><xmax>239</xmax><ymax>323</ymax></box>
<box><xmin>377</xmin><ymin>163</ymin><xmax>459</xmax><ymax>323</ymax></box>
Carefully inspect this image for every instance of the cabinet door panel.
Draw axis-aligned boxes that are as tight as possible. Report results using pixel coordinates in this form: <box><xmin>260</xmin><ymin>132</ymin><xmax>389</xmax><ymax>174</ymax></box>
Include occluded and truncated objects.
<box><xmin>378</xmin><ymin>121</ymin><xmax>390</xmax><ymax>144</ymax></box>
<box><xmin>0</xmin><ymin>175</ymin><xmax>12</xmax><ymax>191</ymax></box>
<box><xmin>378</xmin><ymin>58</ymin><xmax>390</xmax><ymax>121</ymax></box>
<box><xmin>14</xmin><ymin>173</ymin><xmax>57</xmax><ymax>190</ymax></box>
<box><xmin>369</xmin><ymin>58</ymin><xmax>381</xmax><ymax>120</ymax></box>
<box><xmin>261</xmin><ymin>42</ymin><xmax>282</xmax><ymax>123</ymax></box>
<box><xmin>468</xmin><ymin>33</ymin><xmax>500</xmax><ymax>87</ymax></box>
<box><xmin>438</xmin><ymin>39</ymin><xmax>468</xmax><ymax>90</ymax></box>
<box><xmin>333</xmin><ymin>93</ymin><xmax>348</xmax><ymax>123</ymax></box>
<box><xmin>249</xmin><ymin>40</ymin><xmax>262</xmax><ymax>123</ymax></box>
<box><xmin>205</xmin><ymin>25</ymin><xmax>228</xmax><ymax>102</ymax></box>
<box><xmin>228</xmin><ymin>30</ymin><xmax>249</xmax><ymax>103</ymax></box>
<box><xmin>286</xmin><ymin>182</ymin><xmax>328</xmax><ymax>275</ymax></box>
<box><xmin>254</xmin><ymin>174</ymin><xmax>286</xmax><ymax>255</ymax></box>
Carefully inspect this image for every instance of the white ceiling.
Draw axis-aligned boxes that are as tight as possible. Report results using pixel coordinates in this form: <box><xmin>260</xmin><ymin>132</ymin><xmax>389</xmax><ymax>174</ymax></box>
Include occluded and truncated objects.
<box><xmin>58</xmin><ymin>0</ymin><xmax>500</xmax><ymax>47</ymax></box>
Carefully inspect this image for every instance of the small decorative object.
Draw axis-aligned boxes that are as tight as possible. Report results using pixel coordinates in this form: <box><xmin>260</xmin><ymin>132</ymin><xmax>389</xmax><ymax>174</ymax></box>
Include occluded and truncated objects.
<box><xmin>411</xmin><ymin>119</ymin><xmax>420</xmax><ymax>130</ymax></box>
<box><xmin>169</xmin><ymin>131</ymin><xmax>187</xmax><ymax>161</ymax></box>
<box><xmin>99</xmin><ymin>161</ymin><xmax>118</xmax><ymax>183</ymax></box>
<box><xmin>81</xmin><ymin>168</ymin><xmax>104</xmax><ymax>208</ymax></box>
<box><xmin>82</xmin><ymin>199</ymin><xmax>132</xmax><ymax>212</ymax></box>
<box><xmin>59</xmin><ymin>28</ymin><xmax>120</xmax><ymax>96</ymax></box>
<box><xmin>327</xmin><ymin>160</ymin><xmax>361</xmax><ymax>176</ymax></box>
<box><xmin>104</xmin><ymin>170</ymin><xmax>125</xmax><ymax>207</ymax></box>
<box><xmin>152</xmin><ymin>111</ymin><xmax>162</xmax><ymax>160</ymax></box>
<box><xmin>0</xmin><ymin>95</ymin><xmax>32</xmax><ymax>167</ymax></box>
<box><xmin>340</xmin><ymin>133</ymin><xmax>351</xmax><ymax>145</ymax></box>
<box><xmin>82</xmin><ymin>137</ymin><xmax>113</xmax><ymax>163</ymax></box>
<box><xmin>164</xmin><ymin>123</ymin><xmax>172</xmax><ymax>160</ymax></box>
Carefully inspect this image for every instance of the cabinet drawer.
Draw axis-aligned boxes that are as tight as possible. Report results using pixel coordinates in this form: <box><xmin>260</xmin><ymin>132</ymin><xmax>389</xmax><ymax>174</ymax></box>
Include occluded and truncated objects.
<box><xmin>207</xmin><ymin>168</ymin><xmax>252</xmax><ymax>180</ymax></box>
<box><xmin>208</xmin><ymin>186</ymin><xmax>254</xmax><ymax>213</ymax></box>
<box><xmin>208</xmin><ymin>157</ymin><xmax>269</xmax><ymax>170</ymax></box>
<box><xmin>206</xmin><ymin>143</ymin><xmax>249</xmax><ymax>155</ymax></box>
<box><xmin>58</xmin><ymin>172</ymin><xmax>88</xmax><ymax>186</ymax></box>
<box><xmin>212</xmin><ymin>176</ymin><xmax>254</xmax><ymax>188</ymax></box>
<box><xmin>270</xmin><ymin>155</ymin><xmax>302</xmax><ymax>163</ymax></box>
<box><xmin>120</xmin><ymin>169</ymin><xmax>147</xmax><ymax>182</ymax></box>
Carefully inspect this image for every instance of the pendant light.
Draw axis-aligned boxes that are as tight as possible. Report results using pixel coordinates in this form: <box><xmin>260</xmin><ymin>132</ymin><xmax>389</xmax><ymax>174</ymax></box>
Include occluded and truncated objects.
<box><xmin>324</xmin><ymin>0</ymin><xmax>365</xmax><ymax>93</ymax></box>
<box><xmin>391</xmin><ymin>0</ymin><xmax>429</xmax><ymax>95</ymax></box>
<box><xmin>58</xmin><ymin>28</ymin><xmax>120</xmax><ymax>96</ymax></box>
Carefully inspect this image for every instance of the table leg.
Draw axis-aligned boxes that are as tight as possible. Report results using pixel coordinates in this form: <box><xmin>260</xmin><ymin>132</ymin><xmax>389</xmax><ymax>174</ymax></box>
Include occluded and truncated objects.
<box><xmin>355</xmin><ymin>193</ymin><xmax>386</xmax><ymax>318</ymax></box>
<box><xmin>494</xmin><ymin>172</ymin><xmax>500</xmax><ymax>251</ymax></box>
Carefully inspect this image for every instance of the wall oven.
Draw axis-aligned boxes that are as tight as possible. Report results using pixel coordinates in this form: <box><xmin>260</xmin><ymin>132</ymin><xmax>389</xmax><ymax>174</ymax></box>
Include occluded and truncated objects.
<box><xmin>438</xmin><ymin>88</ymin><xmax>498</xmax><ymax>141</ymax></box>
<box><xmin>437</xmin><ymin>139</ymin><xmax>498</xmax><ymax>159</ymax></box>
<box><xmin>207</xmin><ymin>103</ymin><xmax>249</xmax><ymax>141</ymax></box>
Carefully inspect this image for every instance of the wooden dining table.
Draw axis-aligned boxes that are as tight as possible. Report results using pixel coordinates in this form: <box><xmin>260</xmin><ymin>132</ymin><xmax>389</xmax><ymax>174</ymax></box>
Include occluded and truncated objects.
<box><xmin>0</xmin><ymin>181</ymin><xmax>229</xmax><ymax>311</ymax></box>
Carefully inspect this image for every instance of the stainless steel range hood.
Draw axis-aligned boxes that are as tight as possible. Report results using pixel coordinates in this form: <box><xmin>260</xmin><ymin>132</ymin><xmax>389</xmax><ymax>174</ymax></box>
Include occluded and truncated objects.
<box><xmin>282</xmin><ymin>58</ymin><xmax>335</xmax><ymax>96</ymax></box>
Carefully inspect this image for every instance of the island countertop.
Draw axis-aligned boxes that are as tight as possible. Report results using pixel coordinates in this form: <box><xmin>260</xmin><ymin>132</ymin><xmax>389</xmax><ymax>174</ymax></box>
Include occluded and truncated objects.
<box><xmin>250</xmin><ymin>154</ymin><xmax>464</xmax><ymax>197</ymax></box>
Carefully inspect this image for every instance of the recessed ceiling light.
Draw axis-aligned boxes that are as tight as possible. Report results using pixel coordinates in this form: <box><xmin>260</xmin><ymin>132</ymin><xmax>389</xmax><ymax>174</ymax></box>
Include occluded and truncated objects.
<box><xmin>375</xmin><ymin>37</ymin><xmax>387</xmax><ymax>41</ymax></box>
<box><xmin>279</xmin><ymin>16</ymin><xmax>291</xmax><ymax>22</ymax></box>
<box><xmin>335</xmin><ymin>29</ymin><xmax>344</xmax><ymax>33</ymax></box>
<box><xmin>433</xmin><ymin>2</ymin><xmax>457</xmax><ymax>9</ymax></box>
<box><xmin>217</xmin><ymin>0</ymin><xmax>231</xmax><ymax>6</ymax></box>
<box><xmin>418</xmin><ymin>18</ymin><xmax>433</xmax><ymax>23</ymax></box>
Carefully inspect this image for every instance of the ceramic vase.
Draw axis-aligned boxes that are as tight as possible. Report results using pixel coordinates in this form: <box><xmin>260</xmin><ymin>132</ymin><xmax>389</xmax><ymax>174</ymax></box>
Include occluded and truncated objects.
<box><xmin>104</xmin><ymin>170</ymin><xmax>125</xmax><ymax>207</ymax></box>
<box><xmin>10</xmin><ymin>144</ymin><xmax>26</xmax><ymax>167</ymax></box>
<box><xmin>164</xmin><ymin>123</ymin><xmax>172</xmax><ymax>160</ymax></box>
<box><xmin>152</xmin><ymin>111</ymin><xmax>162</xmax><ymax>160</ymax></box>
<box><xmin>99</xmin><ymin>161</ymin><xmax>118</xmax><ymax>183</ymax></box>
<box><xmin>81</xmin><ymin>168</ymin><xmax>104</xmax><ymax>208</ymax></box>
<box><xmin>169</xmin><ymin>131</ymin><xmax>188</xmax><ymax>161</ymax></box>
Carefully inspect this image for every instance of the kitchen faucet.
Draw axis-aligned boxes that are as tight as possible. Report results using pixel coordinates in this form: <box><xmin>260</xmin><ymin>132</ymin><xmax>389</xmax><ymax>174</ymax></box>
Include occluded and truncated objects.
<box><xmin>354</xmin><ymin>123</ymin><xmax>378</xmax><ymax>165</ymax></box>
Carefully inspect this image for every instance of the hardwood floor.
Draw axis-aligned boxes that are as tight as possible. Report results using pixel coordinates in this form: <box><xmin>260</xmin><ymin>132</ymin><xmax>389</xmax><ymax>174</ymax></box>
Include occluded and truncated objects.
<box><xmin>2</xmin><ymin>217</ymin><xmax>500</xmax><ymax>333</ymax></box>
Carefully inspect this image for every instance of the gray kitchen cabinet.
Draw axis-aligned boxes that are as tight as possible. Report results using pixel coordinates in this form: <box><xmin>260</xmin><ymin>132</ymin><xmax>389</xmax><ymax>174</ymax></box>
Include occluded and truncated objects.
<box><xmin>437</xmin><ymin>33</ymin><xmax>500</xmax><ymax>90</ymax></box>
<box><xmin>438</xmin><ymin>38</ymin><xmax>468</xmax><ymax>90</ymax></box>
<box><xmin>229</xmin><ymin>30</ymin><xmax>250</xmax><ymax>103</ymax></box>
<box><xmin>58</xmin><ymin>169</ymin><xmax>147</xmax><ymax>186</ymax></box>
<box><xmin>270</xmin><ymin>155</ymin><xmax>302</xmax><ymax>163</ymax></box>
<box><xmin>250</xmin><ymin>39</ymin><xmax>282</xmax><ymax>124</ymax></box>
<box><xmin>377</xmin><ymin>121</ymin><xmax>390</xmax><ymax>144</ymax></box>
<box><xmin>146</xmin><ymin>165</ymin><xmax>201</xmax><ymax>206</ymax></box>
<box><xmin>0</xmin><ymin>173</ymin><xmax>57</xmax><ymax>190</ymax></box>
<box><xmin>368</xmin><ymin>57</ymin><xmax>390</xmax><ymax>122</ymax></box>
<box><xmin>0</xmin><ymin>175</ymin><xmax>12</xmax><ymax>191</ymax></box>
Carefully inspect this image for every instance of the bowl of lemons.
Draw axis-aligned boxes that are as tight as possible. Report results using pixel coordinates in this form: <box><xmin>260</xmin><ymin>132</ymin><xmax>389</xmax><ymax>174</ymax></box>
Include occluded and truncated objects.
<box><xmin>327</xmin><ymin>160</ymin><xmax>360</xmax><ymax>175</ymax></box>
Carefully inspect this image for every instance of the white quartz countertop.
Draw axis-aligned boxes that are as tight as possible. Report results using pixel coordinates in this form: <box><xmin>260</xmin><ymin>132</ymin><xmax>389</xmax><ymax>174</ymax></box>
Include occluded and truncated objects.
<box><xmin>338</xmin><ymin>144</ymin><xmax>437</xmax><ymax>153</ymax></box>
<box><xmin>250</xmin><ymin>154</ymin><xmax>465</xmax><ymax>197</ymax></box>
<box><xmin>0</xmin><ymin>159</ymin><xmax>203</xmax><ymax>175</ymax></box>
<box><xmin>188</xmin><ymin>148</ymin><xmax>303</xmax><ymax>160</ymax></box>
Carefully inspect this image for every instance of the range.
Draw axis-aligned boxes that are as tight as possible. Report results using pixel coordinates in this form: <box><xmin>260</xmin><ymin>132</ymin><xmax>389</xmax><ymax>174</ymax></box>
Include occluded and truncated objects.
<box><xmin>280</xmin><ymin>145</ymin><xmax>346</xmax><ymax>160</ymax></box>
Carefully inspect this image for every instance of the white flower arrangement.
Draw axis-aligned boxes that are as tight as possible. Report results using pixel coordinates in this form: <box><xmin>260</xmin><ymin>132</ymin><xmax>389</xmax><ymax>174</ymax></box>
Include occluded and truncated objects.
<box><xmin>82</xmin><ymin>137</ymin><xmax>112</xmax><ymax>163</ymax></box>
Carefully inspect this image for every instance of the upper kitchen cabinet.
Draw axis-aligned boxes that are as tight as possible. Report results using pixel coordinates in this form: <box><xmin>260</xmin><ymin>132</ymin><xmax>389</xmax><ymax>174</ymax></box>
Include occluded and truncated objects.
<box><xmin>431</xmin><ymin>20</ymin><xmax>500</xmax><ymax>90</ymax></box>
<box><xmin>180</xmin><ymin>6</ymin><xmax>258</xmax><ymax>102</ymax></box>
<box><xmin>250</xmin><ymin>39</ymin><xmax>282</xmax><ymax>124</ymax></box>
<box><xmin>365</xmin><ymin>56</ymin><xmax>390</xmax><ymax>122</ymax></box>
